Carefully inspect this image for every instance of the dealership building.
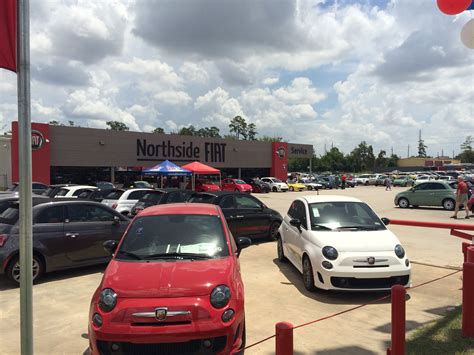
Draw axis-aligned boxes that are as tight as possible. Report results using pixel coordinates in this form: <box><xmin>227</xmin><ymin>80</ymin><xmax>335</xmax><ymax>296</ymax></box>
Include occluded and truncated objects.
<box><xmin>6</xmin><ymin>122</ymin><xmax>313</xmax><ymax>186</ymax></box>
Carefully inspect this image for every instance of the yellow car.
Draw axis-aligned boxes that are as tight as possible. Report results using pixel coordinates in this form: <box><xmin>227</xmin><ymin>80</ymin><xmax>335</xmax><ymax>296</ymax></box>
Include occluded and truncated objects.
<box><xmin>287</xmin><ymin>181</ymin><xmax>306</xmax><ymax>191</ymax></box>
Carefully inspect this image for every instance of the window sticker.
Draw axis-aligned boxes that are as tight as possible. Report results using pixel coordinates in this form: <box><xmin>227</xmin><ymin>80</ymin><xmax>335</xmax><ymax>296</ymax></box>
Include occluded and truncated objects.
<box><xmin>311</xmin><ymin>206</ymin><xmax>320</xmax><ymax>218</ymax></box>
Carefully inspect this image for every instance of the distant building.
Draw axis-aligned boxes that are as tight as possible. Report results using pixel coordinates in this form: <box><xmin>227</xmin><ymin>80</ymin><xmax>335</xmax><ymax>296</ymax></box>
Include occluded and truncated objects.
<box><xmin>397</xmin><ymin>157</ymin><xmax>461</xmax><ymax>169</ymax></box>
<box><xmin>0</xmin><ymin>135</ymin><xmax>12</xmax><ymax>189</ymax></box>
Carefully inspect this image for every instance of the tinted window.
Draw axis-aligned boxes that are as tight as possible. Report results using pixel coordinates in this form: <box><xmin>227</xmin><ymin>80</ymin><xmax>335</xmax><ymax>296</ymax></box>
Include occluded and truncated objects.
<box><xmin>235</xmin><ymin>195</ymin><xmax>261</xmax><ymax>209</ymax></box>
<box><xmin>219</xmin><ymin>195</ymin><xmax>236</xmax><ymax>209</ymax></box>
<box><xmin>67</xmin><ymin>204</ymin><xmax>116</xmax><ymax>222</ymax></box>
<box><xmin>128</xmin><ymin>190</ymin><xmax>150</xmax><ymax>200</ymax></box>
<box><xmin>0</xmin><ymin>202</ymin><xmax>19</xmax><ymax>224</ymax></box>
<box><xmin>105</xmin><ymin>191</ymin><xmax>124</xmax><ymax>200</ymax></box>
<box><xmin>234</xmin><ymin>179</ymin><xmax>246</xmax><ymax>184</ymax></box>
<box><xmin>141</xmin><ymin>192</ymin><xmax>163</xmax><ymax>204</ymax></box>
<box><xmin>117</xmin><ymin>214</ymin><xmax>229</xmax><ymax>259</ymax></box>
<box><xmin>73</xmin><ymin>189</ymin><xmax>93</xmax><ymax>197</ymax></box>
<box><xmin>55</xmin><ymin>188</ymin><xmax>69</xmax><ymax>197</ymax></box>
<box><xmin>189</xmin><ymin>194</ymin><xmax>216</xmax><ymax>203</ymax></box>
<box><xmin>413</xmin><ymin>183</ymin><xmax>431</xmax><ymax>191</ymax></box>
<box><xmin>287</xmin><ymin>200</ymin><xmax>298</xmax><ymax>219</ymax></box>
<box><xmin>308</xmin><ymin>202</ymin><xmax>385</xmax><ymax>231</ymax></box>
<box><xmin>36</xmin><ymin>206</ymin><xmax>65</xmax><ymax>224</ymax></box>
<box><xmin>431</xmin><ymin>183</ymin><xmax>447</xmax><ymax>190</ymax></box>
<box><xmin>167</xmin><ymin>191</ymin><xmax>192</xmax><ymax>203</ymax></box>
<box><xmin>294</xmin><ymin>200</ymin><xmax>307</xmax><ymax>229</ymax></box>
<box><xmin>32</xmin><ymin>183</ymin><xmax>47</xmax><ymax>190</ymax></box>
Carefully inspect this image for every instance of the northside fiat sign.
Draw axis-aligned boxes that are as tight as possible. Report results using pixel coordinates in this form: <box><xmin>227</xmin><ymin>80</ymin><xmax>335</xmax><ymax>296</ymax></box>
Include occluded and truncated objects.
<box><xmin>136</xmin><ymin>139</ymin><xmax>227</xmax><ymax>163</ymax></box>
<box><xmin>31</xmin><ymin>130</ymin><xmax>45</xmax><ymax>150</ymax></box>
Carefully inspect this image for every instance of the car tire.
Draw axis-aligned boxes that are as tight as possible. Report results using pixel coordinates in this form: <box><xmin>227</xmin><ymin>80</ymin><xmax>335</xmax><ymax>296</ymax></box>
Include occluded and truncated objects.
<box><xmin>398</xmin><ymin>198</ymin><xmax>409</xmax><ymax>209</ymax></box>
<box><xmin>6</xmin><ymin>254</ymin><xmax>45</xmax><ymax>285</ymax></box>
<box><xmin>289</xmin><ymin>186</ymin><xmax>294</xmax><ymax>191</ymax></box>
<box><xmin>442</xmin><ymin>198</ymin><xmax>455</xmax><ymax>211</ymax></box>
<box><xmin>236</xmin><ymin>323</ymin><xmax>246</xmax><ymax>355</ymax></box>
<box><xmin>365</xmin><ymin>181</ymin><xmax>369</xmax><ymax>186</ymax></box>
<box><xmin>272</xmin><ymin>186</ymin><xmax>277</xmax><ymax>192</ymax></box>
<box><xmin>269</xmin><ymin>221</ymin><xmax>280</xmax><ymax>241</ymax></box>
<box><xmin>277</xmin><ymin>235</ymin><xmax>287</xmax><ymax>263</ymax></box>
<box><xmin>302</xmin><ymin>256</ymin><xmax>316</xmax><ymax>292</ymax></box>
<box><xmin>307</xmin><ymin>186</ymin><xmax>312</xmax><ymax>190</ymax></box>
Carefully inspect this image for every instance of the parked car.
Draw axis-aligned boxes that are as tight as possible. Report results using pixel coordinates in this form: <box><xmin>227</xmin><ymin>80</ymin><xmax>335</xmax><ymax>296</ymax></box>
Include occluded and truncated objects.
<box><xmin>261</xmin><ymin>177</ymin><xmax>289</xmax><ymax>192</ymax></box>
<box><xmin>54</xmin><ymin>185</ymin><xmax>98</xmax><ymax>198</ymax></box>
<box><xmin>93</xmin><ymin>182</ymin><xmax>115</xmax><ymax>190</ymax></box>
<box><xmin>355</xmin><ymin>174</ymin><xmax>376</xmax><ymax>186</ymax></box>
<box><xmin>277</xmin><ymin>195</ymin><xmax>411</xmax><ymax>291</ymax></box>
<box><xmin>0</xmin><ymin>200</ymin><xmax>129</xmax><ymax>284</ymax></box>
<box><xmin>88</xmin><ymin>203</ymin><xmax>250</xmax><ymax>355</ymax></box>
<box><xmin>414</xmin><ymin>175</ymin><xmax>433</xmax><ymax>185</ymax></box>
<box><xmin>188</xmin><ymin>179</ymin><xmax>222</xmax><ymax>192</ymax></box>
<box><xmin>101</xmin><ymin>188</ymin><xmax>152</xmax><ymax>215</ymax></box>
<box><xmin>245</xmin><ymin>179</ymin><xmax>271</xmax><ymax>193</ymax></box>
<box><xmin>393</xmin><ymin>176</ymin><xmax>414</xmax><ymax>187</ymax></box>
<box><xmin>8</xmin><ymin>182</ymin><xmax>49</xmax><ymax>195</ymax></box>
<box><xmin>221</xmin><ymin>178</ymin><xmax>252</xmax><ymax>193</ymax></box>
<box><xmin>287</xmin><ymin>180</ymin><xmax>307</xmax><ymax>192</ymax></box>
<box><xmin>123</xmin><ymin>181</ymin><xmax>153</xmax><ymax>189</ymax></box>
<box><xmin>394</xmin><ymin>181</ymin><xmax>456</xmax><ymax>210</ymax></box>
<box><xmin>130</xmin><ymin>189</ymin><xmax>194</xmax><ymax>216</ymax></box>
<box><xmin>374</xmin><ymin>175</ymin><xmax>389</xmax><ymax>186</ymax></box>
<box><xmin>42</xmin><ymin>184</ymin><xmax>78</xmax><ymax>197</ymax></box>
<box><xmin>189</xmin><ymin>191</ymin><xmax>282</xmax><ymax>240</ymax></box>
<box><xmin>315</xmin><ymin>177</ymin><xmax>330</xmax><ymax>189</ymax></box>
<box><xmin>303</xmin><ymin>181</ymin><xmax>323</xmax><ymax>191</ymax></box>
<box><xmin>77</xmin><ymin>188</ymin><xmax>124</xmax><ymax>203</ymax></box>
<box><xmin>345</xmin><ymin>176</ymin><xmax>356</xmax><ymax>188</ymax></box>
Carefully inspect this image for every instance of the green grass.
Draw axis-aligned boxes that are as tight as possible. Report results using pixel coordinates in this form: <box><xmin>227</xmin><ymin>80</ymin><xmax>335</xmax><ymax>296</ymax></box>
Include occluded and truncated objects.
<box><xmin>406</xmin><ymin>306</ymin><xmax>474</xmax><ymax>354</ymax></box>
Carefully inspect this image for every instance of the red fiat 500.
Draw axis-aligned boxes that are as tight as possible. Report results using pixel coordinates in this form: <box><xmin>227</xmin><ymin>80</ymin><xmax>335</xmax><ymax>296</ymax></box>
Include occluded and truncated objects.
<box><xmin>221</xmin><ymin>179</ymin><xmax>253</xmax><ymax>193</ymax></box>
<box><xmin>88</xmin><ymin>203</ymin><xmax>251</xmax><ymax>355</ymax></box>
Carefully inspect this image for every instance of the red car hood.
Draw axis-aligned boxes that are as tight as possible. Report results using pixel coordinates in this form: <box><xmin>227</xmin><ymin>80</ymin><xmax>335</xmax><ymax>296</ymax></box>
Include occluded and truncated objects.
<box><xmin>238</xmin><ymin>184</ymin><xmax>252</xmax><ymax>190</ymax></box>
<box><xmin>103</xmin><ymin>257</ymin><xmax>234</xmax><ymax>298</ymax></box>
<box><xmin>203</xmin><ymin>184</ymin><xmax>220</xmax><ymax>191</ymax></box>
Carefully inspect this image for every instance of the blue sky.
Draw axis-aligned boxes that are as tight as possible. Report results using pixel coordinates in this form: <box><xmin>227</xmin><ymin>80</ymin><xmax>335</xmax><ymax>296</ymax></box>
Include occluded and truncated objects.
<box><xmin>0</xmin><ymin>0</ymin><xmax>472</xmax><ymax>158</ymax></box>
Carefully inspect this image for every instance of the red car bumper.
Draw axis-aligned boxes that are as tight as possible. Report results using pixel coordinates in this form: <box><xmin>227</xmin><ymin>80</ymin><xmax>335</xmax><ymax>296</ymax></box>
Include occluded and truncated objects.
<box><xmin>88</xmin><ymin>296</ymin><xmax>245</xmax><ymax>355</ymax></box>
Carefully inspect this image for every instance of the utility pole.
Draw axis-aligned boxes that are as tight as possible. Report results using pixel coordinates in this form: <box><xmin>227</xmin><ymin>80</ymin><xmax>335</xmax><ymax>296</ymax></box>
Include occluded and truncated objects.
<box><xmin>391</xmin><ymin>147</ymin><xmax>393</xmax><ymax>156</ymax></box>
<box><xmin>407</xmin><ymin>144</ymin><xmax>410</xmax><ymax>158</ymax></box>
<box><xmin>441</xmin><ymin>149</ymin><xmax>444</xmax><ymax>157</ymax></box>
<box><xmin>324</xmin><ymin>143</ymin><xmax>327</xmax><ymax>154</ymax></box>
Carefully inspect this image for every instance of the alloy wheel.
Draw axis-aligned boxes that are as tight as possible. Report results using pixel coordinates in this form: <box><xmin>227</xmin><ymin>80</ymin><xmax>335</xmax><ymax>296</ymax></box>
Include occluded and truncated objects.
<box><xmin>12</xmin><ymin>258</ymin><xmax>40</xmax><ymax>283</ymax></box>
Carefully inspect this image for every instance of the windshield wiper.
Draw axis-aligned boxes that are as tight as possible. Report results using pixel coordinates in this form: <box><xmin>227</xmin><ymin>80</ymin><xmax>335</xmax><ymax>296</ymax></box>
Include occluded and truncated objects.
<box><xmin>142</xmin><ymin>252</ymin><xmax>212</xmax><ymax>260</ymax></box>
<box><xmin>311</xmin><ymin>224</ymin><xmax>333</xmax><ymax>230</ymax></box>
<box><xmin>116</xmin><ymin>250</ymin><xmax>143</xmax><ymax>260</ymax></box>
<box><xmin>336</xmin><ymin>226</ymin><xmax>379</xmax><ymax>231</ymax></box>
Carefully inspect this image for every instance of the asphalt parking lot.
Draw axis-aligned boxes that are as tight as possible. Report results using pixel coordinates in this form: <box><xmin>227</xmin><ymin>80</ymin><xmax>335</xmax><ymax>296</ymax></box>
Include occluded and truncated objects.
<box><xmin>0</xmin><ymin>186</ymin><xmax>470</xmax><ymax>354</ymax></box>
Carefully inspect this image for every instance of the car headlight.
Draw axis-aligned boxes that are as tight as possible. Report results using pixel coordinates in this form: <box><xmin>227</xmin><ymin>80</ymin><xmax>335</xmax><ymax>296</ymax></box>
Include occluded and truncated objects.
<box><xmin>210</xmin><ymin>285</ymin><xmax>231</xmax><ymax>309</ymax></box>
<box><xmin>99</xmin><ymin>288</ymin><xmax>117</xmax><ymax>312</ymax></box>
<box><xmin>395</xmin><ymin>244</ymin><xmax>405</xmax><ymax>259</ymax></box>
<box><xmin>322</xmin><ymin>246</ymin><xmax>338</xmax><ymax>260</ymax></box>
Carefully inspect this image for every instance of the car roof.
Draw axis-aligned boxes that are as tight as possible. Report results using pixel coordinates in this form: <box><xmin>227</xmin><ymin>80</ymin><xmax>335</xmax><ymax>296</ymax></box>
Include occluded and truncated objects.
<box><xmin>301</xmin><ymin>195</ymin><xmax>363</xmax><ymax>204</ymax></box>
<box><xmin>191</xmin><ymin>191</ymin><xmax>235</xmax><ymax>197</ymax></box>
<box><xmin>138</xmin><ymin>203</ymin><xmax>220</xmax><ymax>217</ymax></box>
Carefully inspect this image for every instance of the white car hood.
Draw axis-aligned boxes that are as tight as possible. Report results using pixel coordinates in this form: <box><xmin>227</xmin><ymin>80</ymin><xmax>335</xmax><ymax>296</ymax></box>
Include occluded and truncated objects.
<box><xmin>308</xmin><ymin>229</ymin><xmax>400</xmax><ymax>252</ymax></box>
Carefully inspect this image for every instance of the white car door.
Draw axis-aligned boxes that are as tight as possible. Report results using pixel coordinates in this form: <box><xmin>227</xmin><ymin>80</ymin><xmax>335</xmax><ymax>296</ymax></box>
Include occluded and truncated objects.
<box><xmin>283</xmin><ymin>200</ymin><xmax>308</xmax><ymax>269</ymax></box>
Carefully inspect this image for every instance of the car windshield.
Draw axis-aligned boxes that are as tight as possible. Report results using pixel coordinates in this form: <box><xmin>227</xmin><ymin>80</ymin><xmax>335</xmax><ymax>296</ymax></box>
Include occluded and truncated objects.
<box><xmin>141</xmin><ymin>191</ymin><xmax>163</xmax><ymax>204</ymax></box>
<box><xmin>0</xmin><ymin>202</ymin><xmax>19</xmax><ymax>225</ymax></box>
<box><xmin>234</xmin><ymin>179</ymin><xmax>245</xmax><ymax>184</ymax></box>
<box><xmin>116</xmin><ymin>214</ymin><xmax>229</xmax><ymax>260</ymax></box>
<box><xmin>7</xmin><ymin>184</ymin><xmax>19</xmax><ymax>192</ymax></box>
<box><xmin>308</xmin><ymin>202</ymin><xmax>385</xmax><ymax>231</ymax></box>
<box><xmin>273</xmin><ymin>178</ymin><xmax>283</xmax><ymax>183</ymax></box>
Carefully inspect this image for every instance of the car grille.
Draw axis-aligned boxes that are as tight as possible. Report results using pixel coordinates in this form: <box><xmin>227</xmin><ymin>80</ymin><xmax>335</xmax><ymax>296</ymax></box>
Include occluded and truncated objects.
<box><xmin>97</xmin><ymin>336</ymin><xmax>227</xmax><ymax>355</ymax></box>
<box><xmin>330</xmin><ymin>275</ymin><xmax>410</xmax><ymax>289</ymax></box>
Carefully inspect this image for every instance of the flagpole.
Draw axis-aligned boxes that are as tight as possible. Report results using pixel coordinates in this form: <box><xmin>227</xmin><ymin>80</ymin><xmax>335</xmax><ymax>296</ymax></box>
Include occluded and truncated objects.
<box><xmin>17</xmin><ymin>0</ymin><xmax>34</xmax><ymax>354</ymax></box>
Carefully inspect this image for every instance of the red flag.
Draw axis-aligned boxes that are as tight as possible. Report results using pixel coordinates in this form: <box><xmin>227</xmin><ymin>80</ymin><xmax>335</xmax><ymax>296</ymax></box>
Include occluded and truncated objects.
<box><xmin>0</xmin><ymin>0</ymin><xmax>17</xmax><ymax>72</ymax></box>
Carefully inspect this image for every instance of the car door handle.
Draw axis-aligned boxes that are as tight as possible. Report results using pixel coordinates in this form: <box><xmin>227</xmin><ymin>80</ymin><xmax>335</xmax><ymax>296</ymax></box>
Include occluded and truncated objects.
<box><xmin>65</xmin><ymin>233</ymin><xmax>79</xmax><ymax>238</ymax></box>
<box><xmin>235</xmin><ymin>215</ymin><xmax>244</xmax><ymax>218</ymax></box>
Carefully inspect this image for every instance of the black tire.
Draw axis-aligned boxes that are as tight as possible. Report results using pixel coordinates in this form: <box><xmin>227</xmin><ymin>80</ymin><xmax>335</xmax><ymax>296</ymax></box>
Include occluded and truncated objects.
<box><xmin>398</xmin><ymin>198</ymin><xmax>409</xmax><ymax>209</ymax></box>
<box><xmin>236</xmin><ymin>323</ymin><xmax>246</xmax><ymax>355</ymax></box>
<box><xmin>6</xmin><ymin>254</ymin><xmax>45</xmax><ymax>285</ymax></box>
<box><xmin>307</xmin><ymin>186</ymin><xmax>312</xmax><ymax>190</ymax></box>
<box><xmin>365</xmin><ymin>181</ymin><xmax>369</xmax><ymax>186</ymax></box>
<box><xmin>442</xmin><ymin>198</ymin><xmax>455</xmax><ymax>211</ymax></box>
<box><xmin>269</xmin><ymin>221</ymin><xmax>280</xmax><ymax>241</ymax></box>
<box><xmin>302</xmin><ymin>256</ymin><xmax>316</xmax><ymax>291</ymax></box>
<box><xmin>277</xmin><ymin>235</ymin><xmax>287</xmax><ymax>262</ymax></box>
<box><xmin>289</xmin><ymin>186</ymin><xmax>294</xmax><ymax>191</ymax></box>
<box><xmin>272</xmin><ymin>186</ymin><xmax>277</xmax><ymax>192</ymax></box>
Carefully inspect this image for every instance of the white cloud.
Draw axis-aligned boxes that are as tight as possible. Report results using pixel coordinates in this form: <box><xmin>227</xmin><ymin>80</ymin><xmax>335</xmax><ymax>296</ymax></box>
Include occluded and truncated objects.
<box><xmin>262</xmin><ymin>77</ymin><xmax>279</xmax><ymax>85</ymax></box>
<box><xmin>154</xmin><ymin>90</ymin><xmax>192</xmax><ymax>106</ymax></box>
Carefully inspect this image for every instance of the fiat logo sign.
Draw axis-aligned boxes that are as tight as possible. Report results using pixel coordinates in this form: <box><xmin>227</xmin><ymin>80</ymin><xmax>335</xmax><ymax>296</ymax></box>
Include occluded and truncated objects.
<box><xmin>367</xmin><ymin>257</ymin><xmax>376</xmax><ymax>265</ymax></box>
<box><xmin>155</xmin><ymin>308</ymin><xmax>167</xmax><ymax>321</ymax></box>
<box><xmin>31</xmin><ymin>130</ymin><xmax>45</xmax><ymax>150</ymax></box>
<box><xmin>276</xmin><ymin>146</ymin><xmax>286</xmax><ymax>159</ymax></box>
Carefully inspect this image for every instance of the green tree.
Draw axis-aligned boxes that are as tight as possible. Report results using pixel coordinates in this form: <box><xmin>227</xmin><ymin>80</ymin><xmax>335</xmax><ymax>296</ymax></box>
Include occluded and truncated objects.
<box><xmin>247</xmin><ymin>123</ymin><xmax>257</xmax><ymax>140</ymax></box>
<box><xmin>178</xmin><ymin>125</ymin><xmax>196</xmax><ymax>136</ymax></box>
<box><xmin>68</xmin><ymin>120</ymin><xmax>75</xmax><ymax>126</ymax></box>
<box><xmin>375</xmin><ymin>150</ymin><xmax>388</xmax><ymax>168</ymax></box>
<box><xmin>257</xmin><ymin>135</ymin><xmax>283</xmax><ymax>142</ymax></box>
<box><xmin>106</xmin><ymin>121</ymin><xmax>129</xmax><ymax>131</ymax></box>
<box><xmin>229</xmin><ymin>115</ymin><xmax>247</xmax><ymax>140</ymax></box>
<box><xmin>49</xmin><ymin>120</ymin><xmax>61</xmax><ymax>126</ymax></box>
<box><xmin>461</xmin><ymin>136</ymin><xmax>473</xmax><ymax>151</ymax></box>
<box><xmin>418</xmin><ymin>138</ymin><xmax>427</xmax><ymax>157</ymax></box>
<box><xmin>152</xmin><ymin>127</ymin><xmax>165</xmax><ymax>134</ymax></box>
<box><xmin>196</xmin><ymin>126</ymin><xmax>221</xmax><ymax>138</ymax></box>
<box><xmin>456</xmin><ymin>136</ymin><xmax>474</xmax><ymax>163</ymax></box>
<box><xmin>348</xmin><ymin>141</ymin><xmax>375</xmax><ymax>172</ymax></box>
<box><xmin>387</xmin><ymin>154</ymin><xmax>400</xmax><ymax>167</ymax></box>
<box><xmin>320</xmin><ymin>147</ymin><xmax>346</xmax><ymax>172</ymax></box>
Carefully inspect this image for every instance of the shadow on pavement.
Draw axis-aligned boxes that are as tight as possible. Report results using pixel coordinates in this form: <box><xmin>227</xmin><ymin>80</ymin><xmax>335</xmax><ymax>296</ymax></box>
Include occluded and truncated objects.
<box><xmin>0</xmin><ymin>263</ymin><xmax>106</xmax><ymax>291</ymax></box>
<box><xmin>273</xmin><ymin>258</ymin><xmax>398</xmax><ymax>305</ymax></box>
<box><xmin>374</xmin><ymin>319</ymin><xmax>423</xmax><ymax>334</ymax></box>
<box><xmin>314</xmin><ymin>346</ymin><xmax>377</xmax><ymax>354</ymax></box>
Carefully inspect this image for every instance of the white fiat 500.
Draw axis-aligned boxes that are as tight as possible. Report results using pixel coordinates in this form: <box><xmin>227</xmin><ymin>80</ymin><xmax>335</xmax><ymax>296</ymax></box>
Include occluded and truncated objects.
<box><xmin>277</xmin><ymin>195</ymin><xmax>411</xmax><ymax>291</ymax></box>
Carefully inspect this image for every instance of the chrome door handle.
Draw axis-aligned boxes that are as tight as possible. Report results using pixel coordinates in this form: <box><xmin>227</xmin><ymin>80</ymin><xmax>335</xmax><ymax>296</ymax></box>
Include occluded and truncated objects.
<box><xmin>235</xmin><ymin>215</ymin><xmax>244</xmax><ymax>218</ymax></box>
<box><xmin>66</xmin><ymin>233</ymin><xmax>79</xmax><ymax>238</ymax></box>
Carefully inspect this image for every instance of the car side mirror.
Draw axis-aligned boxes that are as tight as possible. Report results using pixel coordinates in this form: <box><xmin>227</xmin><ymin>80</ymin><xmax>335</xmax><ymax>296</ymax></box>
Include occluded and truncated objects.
<box><xmin>236</xmin><ymin>237</ymin><xmax>251</xmax><ymax>257</ymax></box>
<box><xmin>113</xmin><ymin>215</ymin><xmax>121</xmax><ymax>225</ymax></box>
<box><xmin>103</xmin><ymin>240</ymin><xmax>118</xmax><ymax>255</ymax></box>
<box><xmin>381</xmin><ymin>217</ymin><xmax>390</xmax><ymax>225</ymax></box>
<box><xmin>290</xmin><ymin>218</ymin><xmax>302</xmax><ymax>231</ymax></box>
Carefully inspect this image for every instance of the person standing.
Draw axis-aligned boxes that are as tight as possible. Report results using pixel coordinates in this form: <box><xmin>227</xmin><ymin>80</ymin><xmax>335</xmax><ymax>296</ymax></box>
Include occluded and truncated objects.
<box><xmin>341</xmin><ymin>174</ymin><xmax>346</xmax><ymax>189</ymax></box>
<box><xmin>451</xmin><ymin>176</ymin><xmax>469</xmax><ymax>219</ymax></box>
<box><xmin>385</xmin><ymin>176</ymin><xmax>392</xmax><ymax>191</ymax></box>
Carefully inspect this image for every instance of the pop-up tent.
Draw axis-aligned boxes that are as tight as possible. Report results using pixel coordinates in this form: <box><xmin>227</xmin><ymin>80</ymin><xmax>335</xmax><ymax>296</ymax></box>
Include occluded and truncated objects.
<box><xmin>143</xmin><ymin>160</ymin><xmax>192</xmax><ymax>187</ymax></box>
<box><xmin>181</xmin><ymin>161</ymin><xmax>221</xmax><ymax>190</ymax></box>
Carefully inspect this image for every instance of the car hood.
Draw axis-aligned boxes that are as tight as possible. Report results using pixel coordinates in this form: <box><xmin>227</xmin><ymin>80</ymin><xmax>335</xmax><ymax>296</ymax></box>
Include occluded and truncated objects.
<box><xmin>308</xmin><ymin>229</ymin><xmax>401</xmax><ymax>252</ymax></box>
<box><xmin>238</xmin><ymin>184</ymin><xmax>252</xmax><ymax>190</ymax></box>
<box><xmin>102</xmin><ymin>257</ymin><xmax>234</xmax><ymax>298</ymax></box>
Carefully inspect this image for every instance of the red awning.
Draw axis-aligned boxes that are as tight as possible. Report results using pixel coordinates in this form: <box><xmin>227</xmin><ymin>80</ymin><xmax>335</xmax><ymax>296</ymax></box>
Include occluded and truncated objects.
<box><xmin>181</xmin><ymin>161</ymin><xmax>220</xmax><ymax>174</ymax></box>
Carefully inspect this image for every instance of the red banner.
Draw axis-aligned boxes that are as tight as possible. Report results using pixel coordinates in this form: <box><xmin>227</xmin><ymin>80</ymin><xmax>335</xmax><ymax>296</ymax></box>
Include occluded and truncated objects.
<box><xmin>0</xmin><ymin>0</ymin><xmax>17</xmax><ymax>72</ymax></box>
